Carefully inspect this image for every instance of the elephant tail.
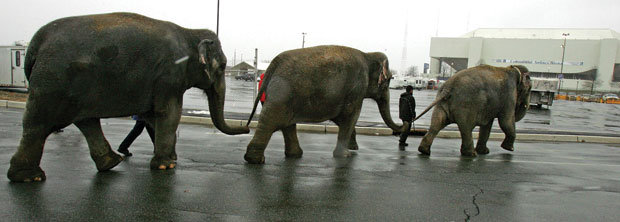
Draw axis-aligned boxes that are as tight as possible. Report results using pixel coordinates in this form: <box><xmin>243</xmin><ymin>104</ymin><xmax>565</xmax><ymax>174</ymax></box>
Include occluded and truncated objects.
<box><xmin>24</xmin><ymin>41</ymin><xmax>40</xmax><ymax>81</ymax></box>
<box><xmin>414</xmin><ymin>89</ymin><xmax>450</xmax><ymax>121</ymax></box>
<box><xmin>246</xmin><ymin>75</ymin><xmax>270</xmax><ymax>127</ymax></box>
<box><xmin>24</xmin><ymin>27</ymin><xmax>50</xmax><ymax>81</ymax></box>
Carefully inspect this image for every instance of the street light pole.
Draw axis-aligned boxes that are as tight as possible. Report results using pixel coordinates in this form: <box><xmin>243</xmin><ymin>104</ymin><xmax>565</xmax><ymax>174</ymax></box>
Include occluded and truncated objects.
<box><xmin>216</xmin><ymin>0</ymin><xmax>220</xmax><ymax>36</ymax></box>
<box><xmin>559</xmin><ymin>33</ymin><xmax>569</xmax><ymax>93</ymax></box>
<box><xmin>302</xmin><ymin>32</ymin><xmax>307</xmax><ymax>48</ymax></box>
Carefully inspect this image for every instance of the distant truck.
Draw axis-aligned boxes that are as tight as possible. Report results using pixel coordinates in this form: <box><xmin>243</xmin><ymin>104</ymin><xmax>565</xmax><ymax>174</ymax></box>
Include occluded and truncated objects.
<box><xmin>0</xmin><ymin>45</ymin><xmax>28</xmax><ymax>88</ymax></box>
<box><xmin>529</xmin><ymin>77</ymin><xmax>559</xmax><ymax>108</ymax></box>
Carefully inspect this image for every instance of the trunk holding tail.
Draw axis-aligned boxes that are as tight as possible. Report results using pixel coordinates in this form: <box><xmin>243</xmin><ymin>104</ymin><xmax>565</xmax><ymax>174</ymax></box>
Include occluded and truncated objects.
<box><xmin>206</xmin><ymin>79</ymin><xmax>249</xmax><ymax>135</ymax></box>
<box><xmin>377</xmin><ymin>90</ymin><xmax>402</xmax><ymax>131</ymax></box>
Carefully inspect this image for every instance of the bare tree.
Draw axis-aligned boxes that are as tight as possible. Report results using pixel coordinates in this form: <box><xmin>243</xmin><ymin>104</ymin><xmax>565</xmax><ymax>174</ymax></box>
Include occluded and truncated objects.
<box><xmin>390</xmin><ymin>69</ymin><xmax>399</xmax><ymax>76</ymax></box>
<box><xmin>405</xmin><ymin>66</ymin><xmax>419</xmax><ymax>77</ymax></box>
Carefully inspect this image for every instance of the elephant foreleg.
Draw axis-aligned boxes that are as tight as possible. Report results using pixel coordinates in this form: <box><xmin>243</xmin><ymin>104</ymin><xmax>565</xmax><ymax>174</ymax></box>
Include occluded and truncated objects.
<box><xmin>282</xmin><ymin>124</ymin><xmax>303</xmax><ymax>158</ymax></box>
<box><xmin>418</xmin><ymin>108</ymin><xmax>448</xmax><ymax>155</ymax></box>
<box><xmin>475</xmin><ymin>122</ymin><xmax>493</xmax><ymax>155</ymax></box>
<box><xmin>151</xmin><ymin>97</ymin><xmax>182</xmax><ymax>170</ymax></box>
<box><xmin>332</xmin><ymin>107</ymin><xmax>362</xmax><ymax>158</ymax></box>
<box><xmin>498</xmin><ymin>115</ymin><xmax>516</xmax><ymax>151</ymax></box>
<box><xmin>348</xmin><ymin>129</ymin><xmax>359</xmax><ymax>150</ymax></box>
<box><xmin>74</xmin><ymin>118</ymin><xmax>123</xmax><ymax>171</ymax></box>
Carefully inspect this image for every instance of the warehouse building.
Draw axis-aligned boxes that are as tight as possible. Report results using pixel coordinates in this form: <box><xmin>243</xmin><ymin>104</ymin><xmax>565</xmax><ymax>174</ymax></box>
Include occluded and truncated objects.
<box><xmin>429</xmin><ymin>28</ymin><xmax>620</xmax><ymax>93</ymax></box>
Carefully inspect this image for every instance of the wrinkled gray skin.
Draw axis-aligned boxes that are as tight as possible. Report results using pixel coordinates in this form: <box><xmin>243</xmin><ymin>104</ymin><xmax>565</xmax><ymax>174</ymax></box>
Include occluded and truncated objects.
<box><xmin>244</xmin><ymin>45</ymin><xmax>402</xmax><ymax>164</ymax></box>
<box><xmin>416</xmin><ymin>65</ymin><xmax>531</xmax><ymax>156</ymax></box>
<box><xmin>8</xmin><ymin>13</ymin><xmax>249</xmax><ymax>182</ymax></box>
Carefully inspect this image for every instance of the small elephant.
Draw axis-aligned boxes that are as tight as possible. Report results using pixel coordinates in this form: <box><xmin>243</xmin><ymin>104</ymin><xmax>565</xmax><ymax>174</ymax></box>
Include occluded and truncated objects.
<box><xmin>416</xmin><ymin>65</ymin><xmax>531</xmax><ymax>156</ymax></box>
<box><xmin>243</xmin><ymin>45</ymin><xmax>402</xmax><ymax>164</ymax></box>
<box><xmin>7</xmin><ymin>13</ymin><xmax>249</xmax><ymax>182</ymax></box>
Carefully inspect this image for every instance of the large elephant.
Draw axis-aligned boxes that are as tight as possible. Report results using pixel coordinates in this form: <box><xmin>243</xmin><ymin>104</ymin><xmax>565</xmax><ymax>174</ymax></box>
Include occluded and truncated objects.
<box><xmin>7</xmin><ymin>13</ymin><xmax>249</xmax><ymax>182</ymax></box>
<box><xmin>243</xmin><ymin>45</ymin><xmax>402</xmax><ymax>164</ymax></box>
<box><xmin>416</xmin><ymin>65</ymin><xmax>531</xmax><ymax>156</ymax></box>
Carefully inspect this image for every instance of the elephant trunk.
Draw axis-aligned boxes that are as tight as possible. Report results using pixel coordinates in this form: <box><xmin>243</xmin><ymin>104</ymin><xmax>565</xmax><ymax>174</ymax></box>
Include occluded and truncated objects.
<box><xmin>206</xmin><ymin>79</ymin><xmax>249</xmax><ymax>135</ymax></box>
<box><xmin>377</xmin><ymin>91</ymin><xmax>402</xmax><ymax>132</ymax></box>
<box><xmin>515</xmin><ymin>95</ymin><xmax>530</xmax><ymax>122</ymax></box>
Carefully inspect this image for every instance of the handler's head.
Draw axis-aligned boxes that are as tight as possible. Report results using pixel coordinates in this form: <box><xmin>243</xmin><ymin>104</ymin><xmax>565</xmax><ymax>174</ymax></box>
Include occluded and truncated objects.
<box><xmin>406</xmin><ymin>85</ymin><xmax>414</xmax><ymax>93</ymax></box>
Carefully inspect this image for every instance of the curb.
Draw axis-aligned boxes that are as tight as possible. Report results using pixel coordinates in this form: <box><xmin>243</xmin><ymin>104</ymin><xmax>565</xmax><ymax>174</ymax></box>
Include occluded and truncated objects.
<box><xmin>3</xmin><ymin>100</ymin><xmax>619</xmax><ymax>144</ymax></box>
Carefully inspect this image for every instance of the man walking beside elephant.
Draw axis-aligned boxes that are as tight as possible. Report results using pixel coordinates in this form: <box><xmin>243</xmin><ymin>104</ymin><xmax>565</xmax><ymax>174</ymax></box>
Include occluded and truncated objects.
<box><xmin>399</xmin><ymin>85</ymin><xmax>416</xmax><ymax>147</ymax></box>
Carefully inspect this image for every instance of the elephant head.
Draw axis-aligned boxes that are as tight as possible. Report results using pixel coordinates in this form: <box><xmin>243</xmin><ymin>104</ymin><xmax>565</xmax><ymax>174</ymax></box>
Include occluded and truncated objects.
<box><xmin>366</xmin><ymin>53</ymin><xmax>402</xmax><ymax>132</ymax></box>
<box><xmin>197</xmin><ymin>39</ymin><xmax>249</xmax><ymax>135</ymax></box>
<box><xmin>510</xmin><ymin>65</ymin><xmax>532</xmax><ymax>122</ymax></box>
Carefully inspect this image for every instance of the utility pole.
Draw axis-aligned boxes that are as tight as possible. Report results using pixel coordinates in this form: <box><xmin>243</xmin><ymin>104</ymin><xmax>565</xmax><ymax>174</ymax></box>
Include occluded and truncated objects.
<box><xmin>302</xmin><ymin>32</ymin><xmax>307</xmax><ymax>48</ymax></box>
<box><xmin>400</xmin><ymin>18</ymin><xmax>408</xmax><ymax>76</ymax></box>
<box><xmin>253</xmin><ymin>48</ymin><xmax>258</xmax><ymax>100</ymax></box>
<box><xmin>559</xmin><ymin>33</ymin><xmax>569</xmax><ymax>93</ymax></box>
<box><xmin>216</xmin><ymin>0</ymin><xmax>220</xmax><ymax>36</ymax></box>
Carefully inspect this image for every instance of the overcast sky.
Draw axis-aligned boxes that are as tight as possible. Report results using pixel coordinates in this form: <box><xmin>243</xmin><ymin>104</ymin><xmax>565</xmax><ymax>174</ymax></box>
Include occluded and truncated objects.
<box><xmin>2</xmin><ymin>0</ymin><xmax>619</xmax><ymax>74</ymax></box>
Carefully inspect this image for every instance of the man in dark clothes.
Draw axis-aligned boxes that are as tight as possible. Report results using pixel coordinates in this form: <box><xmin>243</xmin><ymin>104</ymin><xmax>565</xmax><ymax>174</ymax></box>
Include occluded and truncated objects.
<box><xmin>399</xmin><ymin>85</ymin><xmax>416</xmax><ymax>146</ymax></box>
<box><xmin>117</xmin><ymin>115</ymin><xmax>155</xmax><ymax>156</ymax></box>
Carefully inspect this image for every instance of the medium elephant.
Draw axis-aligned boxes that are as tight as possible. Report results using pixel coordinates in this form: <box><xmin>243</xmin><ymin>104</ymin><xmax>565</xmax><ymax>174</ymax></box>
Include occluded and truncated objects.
<box><xmin>7</xmin><ymin>13</ymin><xmax>249</xmax><ymax>182</ymax></box>
<box><xmin>416</xmin><ymin>65</ymin><xmax>531</xmax><ymax>156</ymax></box>
<box><xmin>243</xmin><ymin>45</ymin><xmax>402</xmax><ymax>164</ymax></box>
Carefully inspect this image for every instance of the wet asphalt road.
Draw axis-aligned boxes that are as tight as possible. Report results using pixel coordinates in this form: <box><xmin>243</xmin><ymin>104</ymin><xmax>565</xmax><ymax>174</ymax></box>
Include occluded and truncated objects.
<box><xmin>183</xmin><ymin>77</ymin><xmax>620</xmax><ymax>136</ymax></box>
<box><xmin>1</xmin><ymin>107</ymin><xmax>620</xmax><ymax>221</ymax></box>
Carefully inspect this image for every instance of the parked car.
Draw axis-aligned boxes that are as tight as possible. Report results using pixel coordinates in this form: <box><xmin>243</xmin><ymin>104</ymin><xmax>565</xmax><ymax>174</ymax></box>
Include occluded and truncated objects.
<box><xmin>235</xmin><ymin>73</ymin><xmax>255</xmax><ymax>81</ymax></box>
<box><xmin>568</xmin><ymin>92</ymin><xmax>578</xmax><ymax>101</ymax></box>
<box><xmin>602</xmin><ymin>93</ymin><xmax>619</xmax><ymax>103</ymax></box>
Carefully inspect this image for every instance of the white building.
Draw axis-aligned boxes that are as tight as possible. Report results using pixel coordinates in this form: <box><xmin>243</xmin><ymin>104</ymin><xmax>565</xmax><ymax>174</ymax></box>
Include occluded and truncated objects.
<box><xmin>429</xmin><ymin>28</ymin><xmax>620</xmax><ymax>93</ymax></box>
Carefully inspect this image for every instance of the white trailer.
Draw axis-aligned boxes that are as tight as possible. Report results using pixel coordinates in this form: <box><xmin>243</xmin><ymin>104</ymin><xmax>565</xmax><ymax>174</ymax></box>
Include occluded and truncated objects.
<box><xmin>0</xmin><ymin>46</ymin><xmax>28</xmax><ymax>88</ymax></box>
<box><xmin>529</xmin><ymin>77</ymin><xmax>559</xmax><ymax>108</ymax></box>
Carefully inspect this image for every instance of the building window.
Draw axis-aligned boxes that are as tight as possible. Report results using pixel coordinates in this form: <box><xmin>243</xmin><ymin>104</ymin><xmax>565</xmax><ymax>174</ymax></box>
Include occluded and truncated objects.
<box><xmin>15</xmin><ymin>51</ymin><xmax>21</xmax><ymax>67</ymax></box>
<box><xmin>613</xmin><ymin>64</ymin><xmax>620</xmax><ymax>82</ymax></box>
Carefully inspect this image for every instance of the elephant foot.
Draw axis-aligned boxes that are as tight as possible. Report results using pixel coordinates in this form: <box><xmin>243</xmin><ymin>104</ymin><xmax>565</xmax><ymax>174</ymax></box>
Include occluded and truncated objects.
<box><xmin>244</xmin><ymin>153</ymin><xmax>265</xmax><ymax>164</ymax></box>
<box><xmin>418</xmin><ymin>146</ymin><xmax>431</xmax><ymax>155</ymax></box>
<box><xmin>501</xmin><ymin>141</ymin><xmax>514</xmax><ymax>152</ymax></box>
<box><xmin>94</xmin><ymin>152</ymin><xmax>124</xmax><ymax>172</ymax></box>
<box><xmin>348</xmin><ymin>143</ymin><xmax>359</xmax><ymax>150</ymax></box>
<box><xmin>460</xmin><ymin>150</ymin><xmax>478</xmax><ymax>157</ymax></box>
<box><xmin>150</xmin><ymin>156</ymin><xmax>177</xmax><ymax>170</ymax></box>
<box><xmin>7</xmin><ymin>165</ymin><xmax>46</xmax><ymax>183</ymax></box>
<box><xmin>332</xmin><ymin>149</ymin><xmax>352</xmax><ymax>158</ymax></box>
<box><xmin>285</xmin><ymin>147</ymin><xmax>303</xmax><ymax>159</ymax></box>
<box><xmin>475</xmin><ymin>146</ymin><xmax>490</xmax><ymax>155</ymax></box>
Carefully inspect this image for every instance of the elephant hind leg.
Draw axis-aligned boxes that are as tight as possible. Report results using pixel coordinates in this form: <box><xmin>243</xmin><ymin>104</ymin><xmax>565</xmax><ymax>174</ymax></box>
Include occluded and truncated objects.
<box><xmin>7</xmin><ymin>105</ymin><xmax>64</xmax><ymax>182</ymax></box>
<box><xmin>282</xmin><ymin>124</ymin><xmax>303</xmax><ymax>158</ymax></box>
<box><xmin>74</xmin><ymin>118</ymin><xmax>123</xmax><ymax>171</ymax></box>
<box><xmin>418</xmin><ymin>108</ymin><xmax>449</xmax><ymax>155</ymax></box>
<box><xmin>457</xmin><ymin>123</ymin><xmax>476</xmax><ymax>157</ymax></box>
<box><xmin>475</xmin><ymin>122</ymin><xmax>493</xmax><ymax>155</ymax></box>
<box><xmin>8</xmin><ymin>126</ymin><xmax>50</xmax><ymax>182</ymax></box>
<box><xmin>245</xmin><ymin>124</ymin><xmax>277</xmax><ymax>164</ymax></box>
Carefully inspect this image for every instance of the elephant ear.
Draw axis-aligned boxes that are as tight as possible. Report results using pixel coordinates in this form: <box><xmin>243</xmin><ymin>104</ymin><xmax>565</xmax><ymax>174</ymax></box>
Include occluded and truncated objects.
<box><xmin>198</xmin><ymin>39</ymin><xmax>215</xmax><ymax>79</ymax></box>
<box><xmin>377</xmin><ymin>60</ymin><xmax>389</xmax><ymax>86</ymax></box>
<box><xmin>512</xmin><ymin>65</ymin><xmax>531</xmax><ymax>90</ymax></box>
<box><xmin>512</xmin><ymin>65</ymin><xmax>532</xmax><ymax>107</ymax></box>
<box><xmin>198</xmin><ymin>39</ymin><xmax>214</xmax><ymax>64</ymax></box>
